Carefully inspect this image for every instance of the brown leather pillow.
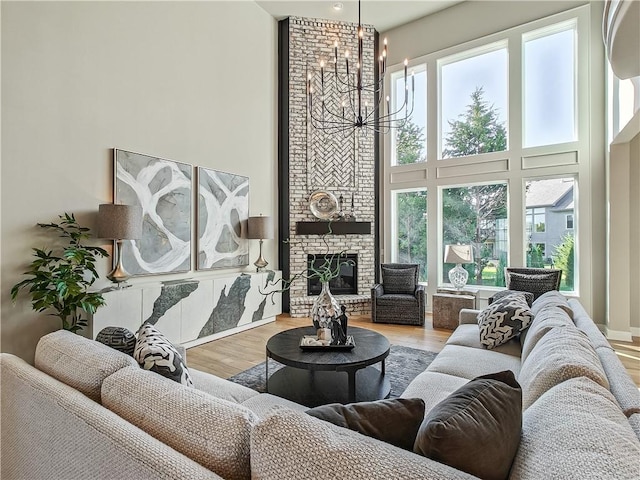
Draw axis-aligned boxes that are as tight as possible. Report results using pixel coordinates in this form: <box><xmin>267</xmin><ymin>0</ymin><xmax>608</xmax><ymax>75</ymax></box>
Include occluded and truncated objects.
<box><xmin>413</xmin><ymin>371</ymin><xmax>522</xmax><ymax>480</ymax></box>
<box><xmin>306</xmin><ymin>397</ymin><xmax>425</xmax><ymax>451</ymax></box>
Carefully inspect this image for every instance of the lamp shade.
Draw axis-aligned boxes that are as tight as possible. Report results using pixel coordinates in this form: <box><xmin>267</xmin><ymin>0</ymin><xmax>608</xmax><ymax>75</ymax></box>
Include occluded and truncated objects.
<box><xmin>97</xmin><ymin>204</ymin><xmax>143</xmax><ymax>240</ymax></box>
<box><xmin>444</xmin><ymin>244</ymin><xmax>474</xmax><ymax>264</ymax></box>
<box><xmin>247</xmin><ymin>215</ymin><xmax>273</xmax><ymax>240</ymax></box>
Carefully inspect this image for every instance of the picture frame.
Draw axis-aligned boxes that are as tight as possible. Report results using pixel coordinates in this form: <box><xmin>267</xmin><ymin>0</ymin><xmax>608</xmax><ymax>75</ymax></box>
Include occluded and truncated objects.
<box><xmin>114</xmin><ymin>149</ymin><xmax>192</xmax><ymax>276</ymax></box>
<box><xmin>196</xmin><ymin>166</ymin><xmax>249</xmax><ymax>270</ymax></box>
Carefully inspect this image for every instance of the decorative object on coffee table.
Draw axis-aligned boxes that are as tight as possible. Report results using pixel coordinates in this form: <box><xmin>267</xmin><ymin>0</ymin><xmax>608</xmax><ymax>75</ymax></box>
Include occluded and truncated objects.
<box><xmin>247</xmin><ymin>215</ymin><xmax>273</xmax><ymax>272</ymax></box>
<box><xmin>96</xmin><ymin>326</ymin><xmax>136</xmax><ymax>356</ymax></box>
<box><xmin>97</xmin><ymin>204</ymin><xmax>143</xmax><ymax>284</ymax></box>
<box><xmin>444</xmin><ymin>244</ymin><xmax>474</xmax><ymax>290</ymax></box>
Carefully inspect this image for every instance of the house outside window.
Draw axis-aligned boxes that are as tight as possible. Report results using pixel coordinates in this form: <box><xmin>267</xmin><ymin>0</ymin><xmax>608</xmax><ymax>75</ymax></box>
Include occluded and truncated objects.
<box><xmin>566</xmin><ymin>214</ymin><xmax>574</xmax><ymax>229</ymax></box>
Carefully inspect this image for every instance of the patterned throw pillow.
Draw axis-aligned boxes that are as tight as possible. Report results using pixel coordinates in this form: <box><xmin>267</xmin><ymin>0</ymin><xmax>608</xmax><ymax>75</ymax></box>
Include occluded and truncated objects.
<box><xmin>134</xmin><ymin>323</ymin><xmax>193</xmax><ymax>387</ymax></box>
<box><xmin>478</xmin><ymin>293</ymin><xmax>534</xmax><ymax>349</ymax></box>
<box><xmin>95</xmin><ymin>326</ymin><xmax>137</xmax><ymax>356</ymax></box>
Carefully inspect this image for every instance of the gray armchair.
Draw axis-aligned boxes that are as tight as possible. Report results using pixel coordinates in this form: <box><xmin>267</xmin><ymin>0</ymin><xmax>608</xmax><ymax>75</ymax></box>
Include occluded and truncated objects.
<box><xmin>489</xmin><ymin>267</ymin><xmax>563</xmax><ymax>304</ymax></box>
<box><xmin>371</xmin><ymin>263</ymin><xmax>425</xmax><ymax>326</ymax></box>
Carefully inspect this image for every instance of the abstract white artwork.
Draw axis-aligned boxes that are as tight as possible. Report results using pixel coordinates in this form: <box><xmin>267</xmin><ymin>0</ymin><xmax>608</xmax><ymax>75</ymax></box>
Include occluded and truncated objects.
<box><xmin>114</xmin><ymin>149</ymin><xmax>192</xmax><ymax>275</ymax></box>
<box><xmin>197</xmin><ymin>167</ymin><xmax>249</xmax><ymax>270</ymax></box>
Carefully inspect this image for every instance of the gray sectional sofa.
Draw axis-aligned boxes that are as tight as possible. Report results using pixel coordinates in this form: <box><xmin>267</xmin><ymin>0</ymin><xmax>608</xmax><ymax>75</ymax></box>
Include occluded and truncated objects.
<box><xmin>2</xmin><ymin>292</ymin><xmax>640</xmax><ymax>479</ymax></box>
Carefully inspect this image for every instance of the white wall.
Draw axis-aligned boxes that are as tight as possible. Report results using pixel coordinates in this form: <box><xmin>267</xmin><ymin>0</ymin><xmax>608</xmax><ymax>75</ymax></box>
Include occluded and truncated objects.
<box><xmin>380</xmin><ymin>0</ymin><xmax>607</xmax><ymax>323</ymax></box>
<box><xmin>1</xmin><ymin>1</ymin><xmax>278</xmax><ymax>362</ymax></box>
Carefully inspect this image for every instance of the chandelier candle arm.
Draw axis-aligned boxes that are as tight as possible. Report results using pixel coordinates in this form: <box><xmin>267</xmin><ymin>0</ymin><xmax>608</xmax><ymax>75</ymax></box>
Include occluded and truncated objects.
<box><xmin>306</xmin><ymin>0</ymin><xmax>414</xmax><ymax>135</ymax></box>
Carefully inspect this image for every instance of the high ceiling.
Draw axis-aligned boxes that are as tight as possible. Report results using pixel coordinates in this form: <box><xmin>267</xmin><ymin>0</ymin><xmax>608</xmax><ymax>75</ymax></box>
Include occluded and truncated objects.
<box><xmin>256</xmin><ymin>1</ymin><xmax>464</xmax><ymax>32</ymax></box>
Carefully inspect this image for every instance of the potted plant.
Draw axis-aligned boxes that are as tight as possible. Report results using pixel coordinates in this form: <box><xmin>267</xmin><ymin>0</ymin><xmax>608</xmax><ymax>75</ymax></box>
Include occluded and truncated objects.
<box><xmin>11</xmin><ymin>213</ymin><xmax>109</xmax><ymax>333</ymax></box>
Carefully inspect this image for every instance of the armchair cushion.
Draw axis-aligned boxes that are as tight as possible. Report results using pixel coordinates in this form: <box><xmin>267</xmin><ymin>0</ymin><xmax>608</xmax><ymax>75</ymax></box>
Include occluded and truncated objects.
<box><xmin>381</xmin><ymin>264</ymin><xmax>418</xmax><ymax>294</ymax></box>
<box><xmin>376</xmin><ymin>294</ymin><xmax>419</xmax><ymax>307</ymax></box>
<box><xmin>505</xmin><ymin>268</ymin><xmax>562</xmax><ymax>300</ymax></box>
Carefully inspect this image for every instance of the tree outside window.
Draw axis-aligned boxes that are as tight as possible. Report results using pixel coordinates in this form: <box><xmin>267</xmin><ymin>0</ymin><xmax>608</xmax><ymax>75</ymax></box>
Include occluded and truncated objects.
<box><xmin>394</xmin><ymin>189</ymin><xmax>427</xmax><ymax>282</ymax></box>
<box><xmin>442</xmin><ymin>183</ymin><xmax>508</xmax><ymax>286</ymax></box>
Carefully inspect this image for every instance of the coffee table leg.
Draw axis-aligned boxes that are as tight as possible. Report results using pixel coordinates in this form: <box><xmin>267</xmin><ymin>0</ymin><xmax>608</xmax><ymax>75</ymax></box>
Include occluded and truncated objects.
<box><xmin>381</xmin><ymin>358</ymin><xmax>386</xmax><ymax>376</ymax></box>
<box><xmin>347</xmin><ymin>370</ymin><xmax>356</xmax><ymax>403</ymax></box>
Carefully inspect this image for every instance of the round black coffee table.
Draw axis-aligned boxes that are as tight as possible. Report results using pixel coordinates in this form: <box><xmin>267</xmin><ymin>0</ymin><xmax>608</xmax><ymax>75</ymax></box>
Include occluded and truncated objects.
<box><xmin>265</xmin><ymin>326</ymin><xmax>391</xmax><ymax>407</ymax></box>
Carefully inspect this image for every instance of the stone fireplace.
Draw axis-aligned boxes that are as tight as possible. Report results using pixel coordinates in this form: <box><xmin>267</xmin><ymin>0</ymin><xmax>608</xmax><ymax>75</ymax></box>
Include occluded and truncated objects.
<box><xmin>278</xmin><ymin>16</ymin><xmax>378</xmax><ymax>317</ymax></box>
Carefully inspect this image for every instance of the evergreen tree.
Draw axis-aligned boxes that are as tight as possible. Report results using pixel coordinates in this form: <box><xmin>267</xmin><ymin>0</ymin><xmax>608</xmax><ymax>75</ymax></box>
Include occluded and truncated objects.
<box><xmin>552</xmin><ymin>233</ymin><xmax>575</xmax><ymax>290</ymax></box>
<box><xmin>442</xmin><ymin>87</ymin><xmax>507</xmax><ymax>158</ymax></box>
<box><xmin>396</xmin><ymin>119</ymin><xmax>426</xmax><ymax>164</ymax></box>
<box><xmin>397</xmin><ymin>191</ymin><xmax>427</xmax><ymax>281</ymax></box>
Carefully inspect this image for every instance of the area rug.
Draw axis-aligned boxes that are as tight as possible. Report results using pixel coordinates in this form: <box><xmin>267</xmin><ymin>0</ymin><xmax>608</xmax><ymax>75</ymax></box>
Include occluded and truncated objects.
<box><xmin>227</xmin><ymin>345</ymin><xmax>438</xmax><ymax>398</ymax></box>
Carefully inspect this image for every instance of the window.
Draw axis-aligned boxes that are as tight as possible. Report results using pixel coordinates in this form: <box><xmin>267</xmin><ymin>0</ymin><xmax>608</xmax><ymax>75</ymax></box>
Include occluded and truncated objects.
<box><xmin>526</xmin><ymin>207</ymin><xmax>546</xmax><ymax>233</ymax></box>
<box><xmin>391</xmin><ymin>66</ymin><xmax>427</xmax><ymax>166</ymax></box>
<box><xmin>440</xmin><ymin>43</ymin><xmax>508</xmax><ymax>158</ymax></box>
<box><xmin>442</xmin><ymin>183</ymin><xmax>508</xmax><ymax>286</ymax></box>
<box><xmin>523</xmin><ymin>21</ymin><xmax>577</xmax><ymax>147</ymax></box>
<box><xmin>385</xmin><ymin>7</ymin><xmax>589</xmax><ymax>298</ymax></box>
<box><xmin>566</xmin><ymin>214</ymin><xmax>574</xmax><ymax>229</ymax></box>
<box><xmin>525</xmin><ymin>177</ymin><xmax>576</xmax><ymax>291</ymax></box>
<box><xmin>392</xmin><ymin>189</ymin><xmax>427</xmax><ymax>281</ymax></box>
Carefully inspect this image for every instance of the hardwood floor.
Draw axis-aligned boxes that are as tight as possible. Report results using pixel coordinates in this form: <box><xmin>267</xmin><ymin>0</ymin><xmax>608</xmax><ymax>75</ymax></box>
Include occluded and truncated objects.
<box><xmin>187</xmin><ymin>314</ymin><xmax>640</xmax><ymax>387</ymax></box>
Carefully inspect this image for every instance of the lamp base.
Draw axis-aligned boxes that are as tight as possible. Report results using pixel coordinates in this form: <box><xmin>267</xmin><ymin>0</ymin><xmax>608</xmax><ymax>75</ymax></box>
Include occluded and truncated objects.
<box><xmin>448</xmin><ymin>264</ymin><xmax>469</xmax><ymax>290</ymax></box>
<box><xmin>107</xmin><ymin>240</ymin><xmax>131</xmax><ymax>284</ymax></box>
<box><xmin>253</xmin><ymin>239</ymin><xmax>268</xmax><ymax>272</ymax></box>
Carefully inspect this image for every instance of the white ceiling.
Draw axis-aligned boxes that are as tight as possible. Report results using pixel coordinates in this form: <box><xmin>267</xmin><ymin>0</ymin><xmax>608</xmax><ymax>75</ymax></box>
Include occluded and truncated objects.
<box><xmin>255</xmin><ymin>1</ymin><xmax>464</xmax><ymax>32</ymax></box>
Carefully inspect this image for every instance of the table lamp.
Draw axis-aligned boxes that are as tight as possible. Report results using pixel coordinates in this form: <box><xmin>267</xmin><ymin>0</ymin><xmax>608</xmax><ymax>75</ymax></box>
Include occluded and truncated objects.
<box><xmin>97</xmin><ymin>204</ymin><xmax>143</xmax><ymax>284</ymax></box>
<box><xmin>247</xmin><ymin>215</ymin><xmax>273</xmax><ymax>272</ymax></box>
<box><xmin>444</xmin><ymin>244</ymin><xmax>474</xmax><ymax>290</ymax></box>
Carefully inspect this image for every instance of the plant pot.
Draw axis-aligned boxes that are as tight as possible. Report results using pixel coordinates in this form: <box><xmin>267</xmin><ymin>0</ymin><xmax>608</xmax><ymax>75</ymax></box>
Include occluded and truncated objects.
<box><xmin>311</xmin><ymin>282</ymin><xmax>341</xmax><ymax>332</ymax></box>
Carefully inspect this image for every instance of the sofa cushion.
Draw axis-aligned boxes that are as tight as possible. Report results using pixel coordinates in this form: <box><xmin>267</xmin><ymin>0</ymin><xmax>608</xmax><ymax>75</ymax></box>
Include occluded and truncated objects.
<box><xmin>491</xmin><ymin>289</ymin><xmax>534</xmax><ymax>306</ymax></box>
<box><xmin>381</xmin><ymin>265</ymin><xmax>417</xmax><ymax>294</ymax></box>
<box><xmin>1</xmin><ymin>354</ymin><xmax>221</xmax><ymax>480</ymax></box>
<box><xmin>250</xmin><ymin>407</ymin><xmax>479</xmax><ymax>480</ymax></box>
<box><xmin>477</xmin><ymin>293</ymin><xmax>534</xmax><ymax>349</ymax></box>
<box><xmin>518</xmin><ymin>326</ymin><xmax>609</xmax><ymax>410</ymax></box>
<box><xmin>401</xmin><ymin>371</ymin><xmax>470</xmax><ymax>414</ymax></box>
<box><xmin>630</xmin><ymin>413</ymin><xmax>640</xmax><ymax>441</ymax></box>
<box><xmin>414</xmin><ymin>371</ymin><xmax>522</xmax><ymax>480</ymax></box>
<box><xmin>134</xmin><ymin>323</ymin><xmax>193</xmax><ymax>387</ymax></box>
<box><xmin>427</xmin><ymin>344</ymin><xmax>521</xmax><ymax>380</ymax></box>
<box><xmin>520</xmin><ymin>306</ymin><xmax>573</xmax><ymax>362</ymax></box>
<box><xmin>241</xmin><ymin>393</ymin><xmax>307</xmax><ymax>419</ymax></box>
<box><xmin>307</xmin><ymin>398</ymin><xmax>425</xmax><ymax>451</ymax></box>
<box><xmin>190</xmin><ymin>368</ymin><xmax>259</xmax><ymax>404</ymax></box>
<box><xmin>376</xmin><ymin>293</ymin><xmax>417</xmax><ymax>306</ymax></box>
<box><xmin>509</xmin><ymin>377</ymin><xmax>640</xmax><ymax>480</ymax></box>
<box><xmin>102</xmin><ymin>365</ymin><xmax>257</xmax><ymax>480</ymax></box>
<box><xmin>530</xmin><ymin>290</ymin><xmax>573</xmax><ymax>319</ymax></box>
<box><xmin>35</xmin><ymin>330</ymin><xmax>138</xmax><ymax>403</ymax></box>
<box><xmin>569</xmin><ymin>298</ymin><xmax>613</xmax><ymax>350</ymax></box>
<box><xmin>596</xmin><ymin>346</ymin><xmax>640</xmax><ymax>416</ymax></box>
<box><xmin>446</xmin><ymin>324</ymin><xmax>521</xmax><ymax>357</ymax></box>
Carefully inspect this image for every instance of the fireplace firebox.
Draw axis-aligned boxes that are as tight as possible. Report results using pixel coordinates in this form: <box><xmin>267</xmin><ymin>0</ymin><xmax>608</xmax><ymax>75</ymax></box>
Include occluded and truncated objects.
<box><xmin>307</xmin><ymin>254</ymin><xmax>357</xmax><ymax>296</ymax></box>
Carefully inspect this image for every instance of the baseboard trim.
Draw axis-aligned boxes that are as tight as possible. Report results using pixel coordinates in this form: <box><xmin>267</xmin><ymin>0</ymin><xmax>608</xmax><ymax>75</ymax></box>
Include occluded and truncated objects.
<box><xmin>604</xmin><ymin>327</ymin><xmax>633</xmax><ymax>342</ymax></box>
<box><xmin>630</xmin><ymin>327</ymin><xmax>640</xmax><ymax>338</ymax></box>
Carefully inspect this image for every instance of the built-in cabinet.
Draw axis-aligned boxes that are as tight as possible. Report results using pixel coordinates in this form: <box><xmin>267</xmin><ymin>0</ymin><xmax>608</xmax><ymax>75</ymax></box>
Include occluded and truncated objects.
<box><xmin>91</xmin><ymin>271</ymin><xmax>282</xmax><ymax>347</ymax></box>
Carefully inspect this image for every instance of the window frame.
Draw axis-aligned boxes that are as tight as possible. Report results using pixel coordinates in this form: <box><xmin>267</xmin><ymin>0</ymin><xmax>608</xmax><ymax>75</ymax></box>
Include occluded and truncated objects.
<box><xmin>382</xmin><ymin>5</ymin><xmax>592</xmax><ymax>305</ymax></box>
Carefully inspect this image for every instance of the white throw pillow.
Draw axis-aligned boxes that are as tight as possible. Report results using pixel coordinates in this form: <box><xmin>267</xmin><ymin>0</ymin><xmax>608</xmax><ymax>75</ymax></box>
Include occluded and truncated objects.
<box><xmin>134</xmin><ymin>323</ymin><xmax>193</xmax><ymax>387</ymax></box>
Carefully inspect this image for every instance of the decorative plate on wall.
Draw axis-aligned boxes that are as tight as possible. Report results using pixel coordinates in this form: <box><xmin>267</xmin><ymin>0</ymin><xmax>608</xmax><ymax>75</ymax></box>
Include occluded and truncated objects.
<box><xmin>309</xmin><ymin>190</ymin><xmax>338</xmax><ymax>220</ymax></box>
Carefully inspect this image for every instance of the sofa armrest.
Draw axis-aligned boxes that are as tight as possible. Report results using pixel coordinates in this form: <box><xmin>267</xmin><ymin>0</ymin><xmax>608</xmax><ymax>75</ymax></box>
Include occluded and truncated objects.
<box><xmin>371</xmin><ymin>284</ymin><xmax>384</xmax><ymax>297</ymax></box>
<box><xmin>459</xmin><ymin>308</ymin><xmax>480</xmax><ymax>325</ymax></box>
